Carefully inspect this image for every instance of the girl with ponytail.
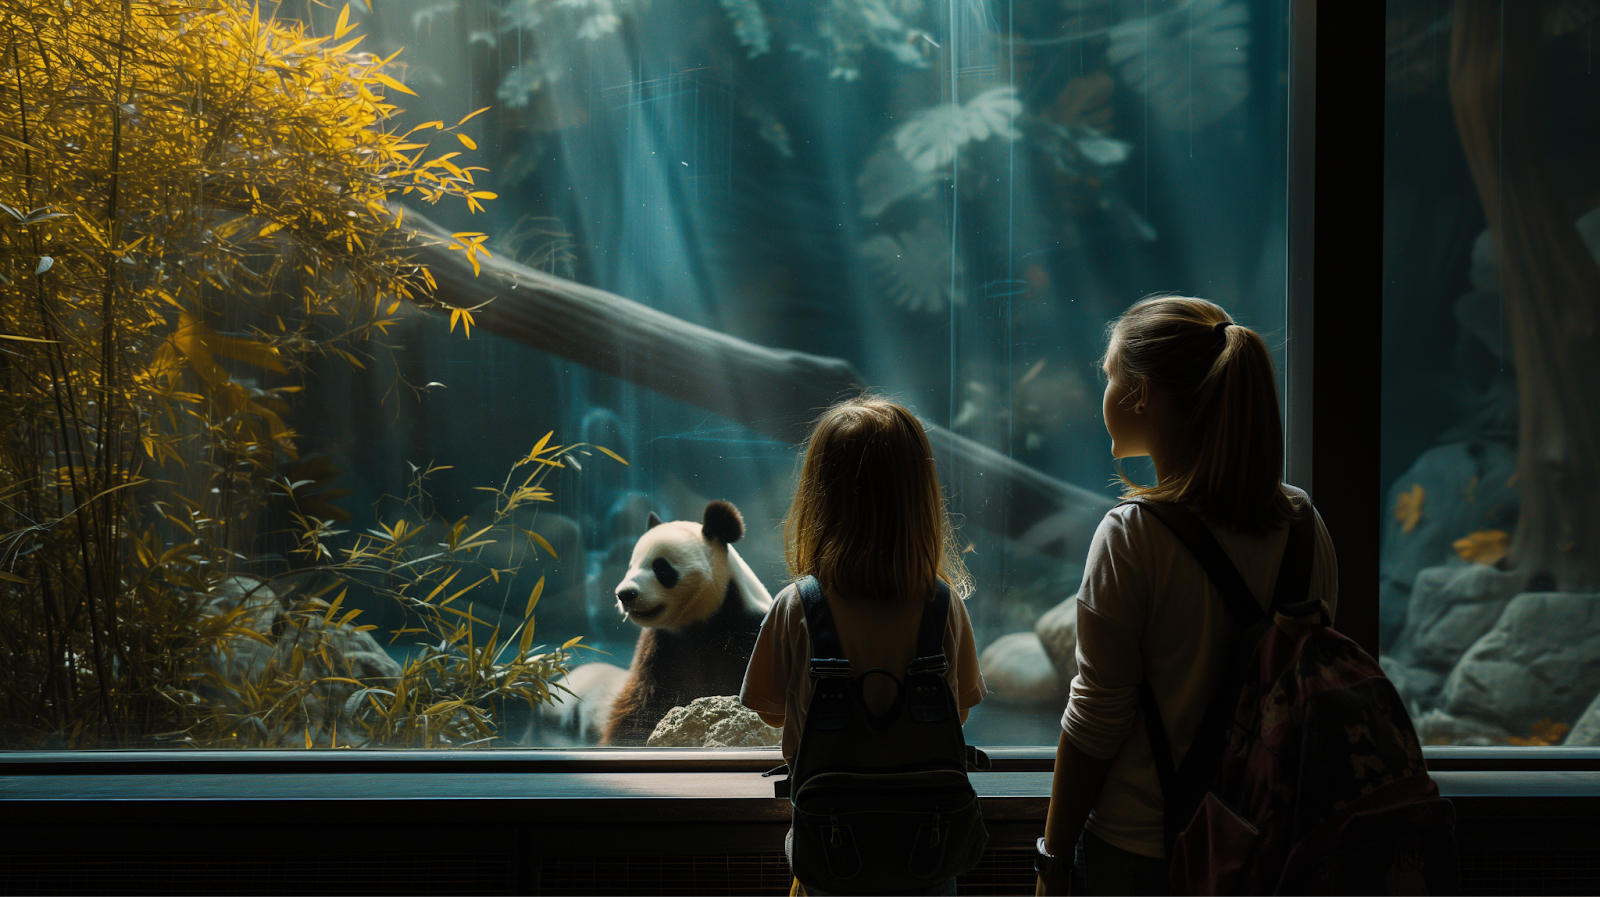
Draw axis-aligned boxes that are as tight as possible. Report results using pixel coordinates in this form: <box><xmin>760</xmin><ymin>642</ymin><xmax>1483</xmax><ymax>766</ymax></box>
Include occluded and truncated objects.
<box><xmin>1034</xmin><ymin>296</ymin><xmax>1340</xmax><ymax>895</ymax></box>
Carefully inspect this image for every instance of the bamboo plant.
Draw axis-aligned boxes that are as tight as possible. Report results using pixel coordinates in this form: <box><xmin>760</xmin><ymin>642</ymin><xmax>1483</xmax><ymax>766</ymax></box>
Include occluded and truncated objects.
<box><xmin>0</xmin><ymin>0</ymin><xmax>591</xmax><ymax>748</ymax></box>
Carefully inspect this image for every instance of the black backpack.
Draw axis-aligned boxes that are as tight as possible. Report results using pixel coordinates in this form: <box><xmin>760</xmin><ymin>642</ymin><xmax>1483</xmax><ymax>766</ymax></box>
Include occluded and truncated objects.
<box><xmin>778</xmin><ymin>575</ymin><xmax>989</xmax><ymax>894</ymax></box>
<box><xmin>1130</xmin><ymin>498</ymin><xmax>1459</xmax><ymax>895</ymax></box>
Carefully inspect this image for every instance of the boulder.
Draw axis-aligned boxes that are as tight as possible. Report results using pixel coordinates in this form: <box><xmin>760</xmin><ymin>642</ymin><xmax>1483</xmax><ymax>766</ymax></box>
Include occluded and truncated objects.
<box><xmin>1378</xmin><ymin>654</ymin><xmax>1447</xmax><ymax>716</ymax></box>
<box><xmin>979</xmin><ymin>632</ymin><xmax>1064</xmax><ymax>706</ymax></box>
<box><xmin>1033</xmin><ymin>592</ymin><xmax>1080</xmax><ymax>687</ymax></box>
<box><xmin>199</xmin><ymin>574</ymin><xmax>402</xmax><ymax>747</ymax></box>
<box><xmin>646</xmin><ymin>695</ymin><xmax>781</xmax><ymax>748</ymax></box>
<box><xmin>1389</xmin><ymin>563</ymin><xmax>1522</xmax><ymax>685</ymax></box>
<box><xmin>1441</xmin><ymin>591</ymin><xmax>1600</xmax><ymax>738</ymax></box>
<box><xmin>1567</xmin><ymin>690</ymin><xmax>1600</xmax><ymax>746</ymax></box>
<box><xmin>1410</xmin><ymin>708</ymin><xmax>1514</xmax><ymax>747</ymax></box>
<box><xmin>1379</xmin><ymin>441</ymin><xmax>1518</xmax><ymax>646</ymax></box>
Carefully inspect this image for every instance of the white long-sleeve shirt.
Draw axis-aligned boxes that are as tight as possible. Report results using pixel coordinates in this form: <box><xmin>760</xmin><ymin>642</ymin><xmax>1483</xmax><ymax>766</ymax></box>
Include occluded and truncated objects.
<box><xmin>1061</xmin><ymin>490</ymin><xmax>1338</xmax><ymax>858</ymax></box>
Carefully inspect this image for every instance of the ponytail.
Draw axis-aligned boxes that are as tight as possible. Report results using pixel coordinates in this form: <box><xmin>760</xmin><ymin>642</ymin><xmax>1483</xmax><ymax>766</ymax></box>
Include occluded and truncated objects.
<box><xmin>1106</xmin><ymin>295</ymin><xmax>1298</xmax><ymax>533</ymax></box>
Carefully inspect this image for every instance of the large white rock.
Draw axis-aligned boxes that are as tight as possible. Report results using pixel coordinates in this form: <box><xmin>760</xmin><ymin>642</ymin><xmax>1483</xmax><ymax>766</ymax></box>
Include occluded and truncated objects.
<box><xmin>1033</xmin><ymin>593</ymin><xmax>1080</xmax><ymax>687</ymax></box>
<box><xmin>646</xmin><ymin>695</ymin><xmax>780</xmax><ymax>748</ymax></box>
<box><xmin>979</xmin><ymin>632</ymin><xmax>1065</xmax><ymax>706</ymax></box>
<box><xmin>1441</xmin><ymin>591</ymin><xmax>1600</xmax><ymax>738</ymax></box>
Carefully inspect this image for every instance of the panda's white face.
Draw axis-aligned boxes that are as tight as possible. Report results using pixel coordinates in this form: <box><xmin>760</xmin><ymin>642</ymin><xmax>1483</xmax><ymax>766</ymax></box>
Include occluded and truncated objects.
<box><xmin>613</xmin><ymin>520</ymin><xmax>729</xmax><ymax>631</ymax></box>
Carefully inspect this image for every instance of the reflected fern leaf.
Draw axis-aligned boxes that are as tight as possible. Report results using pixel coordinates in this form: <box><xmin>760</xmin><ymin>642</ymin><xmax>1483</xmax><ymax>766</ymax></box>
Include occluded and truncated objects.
<box><xmin>1107</xmin><ymin>0</ymin><xmax>1250</xmax><ymax>129</ymax></box>
<box><xmin>892</xmin><ymin>86</ymin><xmax>1022</xmax><ymax>172</ymax></box>
<box><xmin>859</xmin><ymin>218</ymin><xmax>964</xmax><ymax>314</ymax></box>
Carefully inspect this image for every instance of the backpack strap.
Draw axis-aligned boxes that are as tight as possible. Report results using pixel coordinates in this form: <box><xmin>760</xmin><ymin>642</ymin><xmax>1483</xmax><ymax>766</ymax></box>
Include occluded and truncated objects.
<box><xmin>796</xmin><ymin>575</ymin><xmax>851</xmax><ymax>680</ymax></box>
<box><xmin>1126</xmin><ymin>499</ymin><xmax>1267</xmax><ymax>628</ymax></box>
<box><xmin>1125</xmin><ymin>498</ymin><xmax>1319</xmax><ymax>859</ymax></box>
<box><xmin>908</xmin><ymin>580</ymin><xmax>951</xmax><ymax>676</ymax></box>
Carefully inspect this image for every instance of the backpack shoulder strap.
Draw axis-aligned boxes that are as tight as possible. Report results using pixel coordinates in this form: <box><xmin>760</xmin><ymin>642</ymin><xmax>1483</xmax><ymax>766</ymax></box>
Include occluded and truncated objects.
<box><xmin>1271</xmin><ymin>501</ymin><xmax>1317</xmax><ymax>613</ymax></box>
<box><xmin>796</xmin><ymin>575</ymin><xmax>851</xmax><ymax>679</ymax></box>
<box><xmin>1124</xmin><ymin>498</ymin><xmax>1267</xmax><ymax>627</ymax></box>
<box><xmin>908</xmin><ymin>580</ymin><xmax>951</xmax><ymax>676</ymax></box>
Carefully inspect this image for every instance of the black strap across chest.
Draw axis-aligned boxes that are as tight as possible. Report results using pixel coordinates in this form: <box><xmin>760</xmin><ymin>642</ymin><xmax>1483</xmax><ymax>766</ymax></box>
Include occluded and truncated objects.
<box><xmin>1123</xmin><ymin>497</ymin><xmax>1317</xmax><ymax>858</ymax></box>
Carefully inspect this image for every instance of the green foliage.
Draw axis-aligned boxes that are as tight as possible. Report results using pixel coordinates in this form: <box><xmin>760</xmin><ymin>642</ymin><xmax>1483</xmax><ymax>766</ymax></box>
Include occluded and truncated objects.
<box><xmin>0</xmin><ymin>0</ymin><xmax>582</xmax><ymax>749</ymax></box>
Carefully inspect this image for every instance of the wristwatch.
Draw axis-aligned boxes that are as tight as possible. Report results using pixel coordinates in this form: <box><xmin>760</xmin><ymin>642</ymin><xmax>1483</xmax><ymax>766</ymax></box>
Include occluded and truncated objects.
<box><xmin>1034</xmin><ymin>837</ymin><xmax>1061</xmax><ymax>875</ymax></box>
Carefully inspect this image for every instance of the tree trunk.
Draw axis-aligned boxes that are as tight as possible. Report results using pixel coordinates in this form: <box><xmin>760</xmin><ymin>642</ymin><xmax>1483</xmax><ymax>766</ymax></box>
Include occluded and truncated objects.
<box><xmin>399</xmin><ymin>207</ymin><xmax>1113</xmax><ymax>559</ymax></box>
<box><xmin>1450</xmin><ymin>0</ymin><xmax>1600</xmax><ymax>589</ymax></box>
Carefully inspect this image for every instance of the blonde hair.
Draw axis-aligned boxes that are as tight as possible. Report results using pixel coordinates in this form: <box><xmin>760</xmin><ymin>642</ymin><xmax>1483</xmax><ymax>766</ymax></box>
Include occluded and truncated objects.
<box><xmin>784</xmin><ymin>395</ymin><xmax>972</xmax><ymax>604</ymax></box>
<box><xmin>1105</xmin><ymin>295</ymin><xmax>1298</xmax><ymax>534</ymax></box>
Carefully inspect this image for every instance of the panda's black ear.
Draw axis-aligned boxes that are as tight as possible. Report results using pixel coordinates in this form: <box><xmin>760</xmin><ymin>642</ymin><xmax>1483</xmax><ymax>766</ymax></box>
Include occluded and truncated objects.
<box><xmin>646</xmin><ymin>511</ymin><xmax>663</xmax><ymax>530</ymax></box>
<box><xmin>701</xmin><ymin>500</ymin><xmax>744</xmax><ymax>545</ymax></box>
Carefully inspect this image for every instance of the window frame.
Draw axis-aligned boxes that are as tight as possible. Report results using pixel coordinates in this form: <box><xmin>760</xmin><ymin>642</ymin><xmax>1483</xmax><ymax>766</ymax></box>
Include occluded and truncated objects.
<box><xmin>6</xmin><ymin>1</ymin><xmax>1595</xmax><ymax>779</ymax></box>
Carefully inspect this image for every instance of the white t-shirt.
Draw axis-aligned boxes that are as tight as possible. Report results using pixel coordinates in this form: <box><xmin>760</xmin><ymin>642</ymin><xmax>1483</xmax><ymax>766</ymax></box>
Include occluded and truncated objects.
<box><xmin>1061</xmin><ymin>491</ymin><xmax>1338</xmax><ymax>858</ymax></box>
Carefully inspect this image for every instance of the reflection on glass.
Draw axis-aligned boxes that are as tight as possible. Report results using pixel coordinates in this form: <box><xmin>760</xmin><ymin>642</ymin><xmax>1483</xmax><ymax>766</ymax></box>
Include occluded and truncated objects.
<box><xmin>1</xmin><ymin>0</ymin><xmax>1291</xmax><ymax>749</ymax></box>
<box><xmin>1383</xmin><ymin>1</ymin><xmax>1600</xmax><ymax>748</ymax></box>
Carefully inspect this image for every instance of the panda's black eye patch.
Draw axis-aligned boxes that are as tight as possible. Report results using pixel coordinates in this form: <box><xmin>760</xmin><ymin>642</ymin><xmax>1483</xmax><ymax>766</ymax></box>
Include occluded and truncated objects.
<box><xmin>651</xmin><ymin>557</ymin><xmax>680</xmax><ymax>589</ymax></box>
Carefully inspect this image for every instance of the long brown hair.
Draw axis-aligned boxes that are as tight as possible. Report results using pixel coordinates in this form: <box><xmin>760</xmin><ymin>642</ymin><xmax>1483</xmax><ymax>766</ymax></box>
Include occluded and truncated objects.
<box><xmin>1106</xmin><ymin>295</ymin><xmax>1298</xmax><ymax>533</ymax></box>
<box><xmin>784</xmin><ymin>395</ymin><xmax>972</xmax><ymax>604</ymax></box>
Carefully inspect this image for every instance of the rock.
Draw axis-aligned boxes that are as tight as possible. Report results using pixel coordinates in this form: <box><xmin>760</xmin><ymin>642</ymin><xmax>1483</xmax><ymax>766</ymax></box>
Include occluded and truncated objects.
<box><xmin>1033</xmin><ymin>592</ymin><xmax>1080</xmax><ymax>687</ymax></box>
<box><xmin>979</xmin><ymin>632</ymin><xmax>1064</xmax><ymax>706</ymax></box>
<box><xmin>203</xmin><ymin>575</ymin><xmax>287</xmax><ymax>683</ymax></box>
<box><xmin>1411</xmin><ymin>708</ymin><xmax>1513</xmax><ymax>747</ymax></box>
<box><xmin>198</xmin><ymin>574</ymin><xmax>402</xmax><ymax>747</ymax></box>
<box><xmin>1389</xmin><ymin>563</ymin><xmax>1522</xmax><ymax>684</ymax></box>
<box><xmin>1379</xmin><ymin>442</ymin><xmax>1519</xmax><ymax>646</ymax></box>
<box><xmin>1441</xmin><ymin>591</ymin><xmax>1600</xmax><ymax>738</ymax></box>
<box><xmin>1378</xmin><ymin>654</ymin><xmax>1446</xmax><ymax>716</ymax></box>
<box><xmin>1568</xmin><ymin>690</ymin><xmax>1600</xmax><ymax>746</ymax></box>
<box><xmin>646</xmin><ymin>695</ymin><xmax>781</xmax><ymax>748</ymax></box>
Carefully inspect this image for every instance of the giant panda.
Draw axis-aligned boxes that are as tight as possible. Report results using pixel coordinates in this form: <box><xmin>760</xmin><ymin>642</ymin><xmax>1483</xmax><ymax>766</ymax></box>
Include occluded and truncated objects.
<box><xmin>599</xmin><ymin>499</ymin><xmax>772</xmax><ymax>745</ymax></box>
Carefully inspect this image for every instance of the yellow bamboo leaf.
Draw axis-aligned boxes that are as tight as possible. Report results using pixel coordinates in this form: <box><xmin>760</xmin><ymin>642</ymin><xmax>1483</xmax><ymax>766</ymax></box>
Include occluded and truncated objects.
<box><xmin>373</xmin><ymin>72</ymin><xmax>417</xmax><ymax>96</ymax></box>
<box><xmin>425</xmin><ymin>568</ymin><xmax>461</xmax><ymax>603</ymax></box>
<box><xmin>456</xmin><ymin>133</ymin><xmax>477</xmax><ymax>150</ymax></box>
<box><xmin>528</xmin><ymin>431</ymin><xmax>554</xmax><ymax>458</ymax></box>
<box><xmin>328</xmin><ymin>34</ymin><xmax>364</xmax><ymax>56</ymax></box>
<box><xmin>1393</xmin><ymin>484</ymin><xmax>1424</xmax><ymax>534</ymax></box>
<box><xmin>446</xmin><ymin>575</ymin><xmax>492</xmax><ymax>604</ymax></box>
<box><xmin>525</xmin><ymin>576</ymin><xmax>545</xmax><ymax>617</ymax></box>
<box><xmin>1452</xmin><ymin>530</ymin><xmax>1509</xmax><ymax>566</ymax></box>
<box><xmin>437</xmin><ymin>606</ymin><xmax>490</xmax><ymax>627</ymax></box>
<box><xmin>519</xmin><ymin>617</ymin><xmax>537</xmax><ymax>656</ymax></box>
<box><xmin>455</xmin><ymin>106</ymin><xmax>491</xmax><ymax>127</ymax></box>
<box><xmin>323</xmin><ymin>587</ymin><xmax>347</xmax><ymax>624</ymax></box>
<box><xmin>592</xmin><ymin>444</ymin><xmax>629</xmax><ymax>466</ymax></box>
<box><xmin>527</xmin><ymin>529</ymin><xmax>556</xmax><ymax>558</ymax></box>
<box><xmin>334</xmin><ymin>3</ymin><xmax>355</xmax><ymax>39</ymax></box>
<box><xmin>0</xmin><ymin>570</ymin><xmax>30</xmax><ymax>583</ymax></box>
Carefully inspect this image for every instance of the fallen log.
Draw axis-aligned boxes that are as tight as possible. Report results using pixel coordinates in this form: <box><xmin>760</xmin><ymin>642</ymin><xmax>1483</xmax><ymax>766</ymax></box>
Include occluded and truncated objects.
<box><xmin>401</xmin><ymin>207</ymin><xmax>1113</xmax><ymax>559</ymax></box>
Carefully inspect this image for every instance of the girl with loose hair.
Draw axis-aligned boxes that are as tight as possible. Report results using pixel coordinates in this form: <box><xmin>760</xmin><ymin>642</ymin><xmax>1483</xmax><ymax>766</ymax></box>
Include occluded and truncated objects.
<box><xmin>741</xmin><ymin>395</ymin><xmax>986</xmax><ymax>894</ymax></box>
<box><xmin>1034</xmin><ymin>296</ymin><xmax>1339</xmax><ymax>895</ymax></box>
